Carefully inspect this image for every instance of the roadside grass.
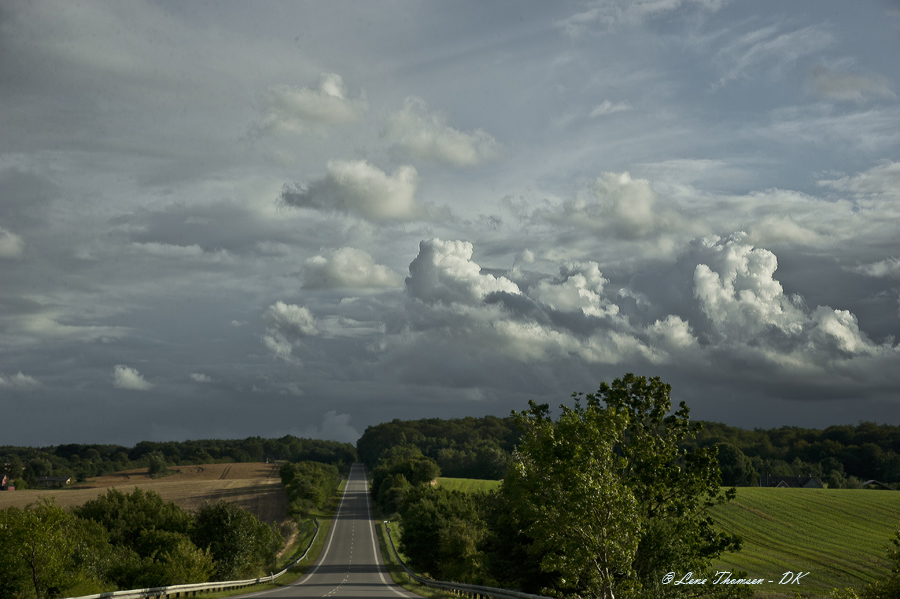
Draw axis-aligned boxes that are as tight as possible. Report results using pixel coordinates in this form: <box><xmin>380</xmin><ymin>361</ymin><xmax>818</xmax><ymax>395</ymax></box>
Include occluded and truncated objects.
<box><xmin>709</xmin><ymin>487</ymin><xmax>900</xmax><ymax>598</ymax></box>
<box><xmin>434</xmin><ymin>477</ymin><xmax>500</xmax><ymax>493</ymax></box>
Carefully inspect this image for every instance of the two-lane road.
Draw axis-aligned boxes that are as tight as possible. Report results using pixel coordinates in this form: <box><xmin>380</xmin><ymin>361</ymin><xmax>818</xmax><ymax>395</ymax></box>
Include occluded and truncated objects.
<box><xmin>240</xmin><ymin>463</ymin><xmax>419</xmax><ymax>599</ymax></box>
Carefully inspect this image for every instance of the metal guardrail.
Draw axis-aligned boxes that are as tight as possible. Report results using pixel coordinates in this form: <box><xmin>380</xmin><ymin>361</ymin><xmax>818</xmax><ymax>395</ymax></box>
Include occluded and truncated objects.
<box><xmin>382</xmin><ymin>522</ymin><xmax>555</xmax><ymax>599</ymax></box>
<box><xmin>63</xmin><ymin>519</ymin><xmax>320</xmax><ymax>599</ymax></box>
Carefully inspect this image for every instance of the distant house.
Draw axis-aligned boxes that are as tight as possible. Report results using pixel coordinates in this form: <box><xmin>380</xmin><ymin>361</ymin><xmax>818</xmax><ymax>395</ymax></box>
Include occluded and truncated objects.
<box><xmin>35</xmin><ymin>476</ymin><xmax>72</xmax><ymax>488</ymax></box>
<box><xmin>0</xmin><ymin>473</ymin><xmax>14</xmax><ymax>491</ymax></box>
<box><xmin>863</xmin><ymin>480</ymin><xmax>895</xmax><ymax>490</ymax></box>
<box><xmin>759</xmin><ymin>474</ymin><xmax>824</xmax><ymax>488</ymax></box>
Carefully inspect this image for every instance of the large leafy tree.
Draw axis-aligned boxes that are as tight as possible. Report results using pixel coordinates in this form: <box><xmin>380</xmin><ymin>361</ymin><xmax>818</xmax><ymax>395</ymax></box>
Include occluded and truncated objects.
<box><xmin>0</xmin><ymin>499</ymin><xmax>112</xmax><ymax>599</ymax></box>
<box><xmin>192</xmin><ymin>500</ymin><xmax>282</xmax><ymax>580</ymax></box>
<box><xmin>502</xmin><ymin>399</ymin><xmax>640</xmax><ymax>599</ymax></box>
<box><xmin>498</xmin><ymin>374</ymin><xmax>742</xmax><ymax>599</ymax></box>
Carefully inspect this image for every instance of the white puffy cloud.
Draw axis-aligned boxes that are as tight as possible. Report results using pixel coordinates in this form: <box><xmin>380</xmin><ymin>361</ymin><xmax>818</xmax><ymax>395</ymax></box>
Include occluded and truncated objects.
<box><xmin>534</xmin><ymin>172</ymin><xmax>697</xmax><ymax>242</ymax></box>
<box><xmin>531</xmin><ymin>262</ymin><xmax>619</xmax><ymax>318</ymax></box>
<box><xmin>385</xmin><ymin>97</ymin><xmax>501</xmax><ymax>166</ymax></box>
<box><xmin>113</xmin><ymin>365</ymin><xmax>154</xmax><ymax>391</ymax></box>
<box><xmin>692</xmin><ymin>234</ymin><xmax>890</xmax><ymax>360</ymax></box>
<box><xmin>0</xmin><ymin>372</ymin><xmax>41</xmax><ymax>390</ymax></box>
<box><xmin>281</xmin><ymin>160</ymin><xmax>422</xmax><ymax>222</ymax></box>
<box><xmin>693</xmin><ymin>234</ymin><xmax>804</xmax><ymax>337</ymax></box>
<box><xmin>262</xmin><ymin>302</ymin><xmax>319</xmax><ymax>362</ymax></box>
<box><xmin>190</xmin><ymin>372</ymin><xmax>213</xmax><ymax>383</ymax></box>
<box><xmin>809</xmin><ymin>65</ymin><xmax>895</xmax><ymax>104</ymax></box>
<box><xmin>255</xmin><ymin>73</ymin><xmax>366</xmax><ymax>135</ymax></box>
<box><xmin>0</xmin><ymin>228</ymin><xmax>24</xmax><ymax>258</ymax></box>
<box><xmin>304</xmin><ymin>247</ymin><xmax>402</xmax><ymax>289</ymax></box>
<box><xmin>406</xmin><ymin>238</ymin><xmax>519</xmax><ymax>305</ymax></box>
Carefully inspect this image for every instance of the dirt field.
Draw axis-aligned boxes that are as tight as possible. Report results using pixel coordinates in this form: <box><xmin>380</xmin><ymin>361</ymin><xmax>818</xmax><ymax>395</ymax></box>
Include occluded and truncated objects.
<box><xmin>0</xmin><ymin>462</ymin><xmax>288</xmax><ymax>524</ymax></box>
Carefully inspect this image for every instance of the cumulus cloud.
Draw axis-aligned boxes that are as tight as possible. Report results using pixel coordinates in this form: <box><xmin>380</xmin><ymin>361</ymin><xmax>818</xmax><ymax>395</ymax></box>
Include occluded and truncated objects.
<box><xmin>262</xmin><ymin>302</ymin><xmax>319</xmax><ymax>362</ymax></box>
<box><xmin>692</xmin><ymin>234</ymin><xmax>890</xmax><ymax>360</ymax></box>
<box><xmin>254</xmin><ymin>72</ymin><xmax>367</xmax><ymax>135</ymax></box>
<box><xmin>406</xmin><ymin>238</ymin><xmax>519</xmax><ymax>305</ymax></box>
<box><xmin>0</xmin><ymin>372</ymin><xmax>41</xmax><ymax>390</ymax></box>
<box><xmin>809</xmin><ymin>65</ymin><xmax>895</xmax><ymax>104</ymax></box>
<box><xmin>693</xmin><ymin>234</ymin><xmax>804</xmax><ymax>338</ymax></box>
<box><xmin>280</xmin><ymin>160</ymin><xmax>422</xmax><ymax>222</ymax></box>
<box><xmin>113</xmin><ymin>365</ymin><xmax>154</xmax><ymax>391</ymax></box>
<box><xmin>190</xmin><ymin>372</ymin><xmax>213</xmax><ymax>383</ymax></box>
<box><xmin>531</xmin><ymin>262</ymin><xmax>619</xmax><ymax>318</ymax></box>
<box><xmin>385</xmin><ymin>97</ymin><xmax>502</xmax><ymax>166</ymax></box>
<box><xmin>299</xmin><ymin>410</ymin><xmax>360</xmax><ymax>443</ymax></box>
<box><xmin>534</xmin><ymin>171</ymin><xmax>696</xmax><ymax>241</ymax></box>
<box><xmin>0</xmin><ymin>227</ymin><xmax>24</xmax><ymax>258</ymax></box>
<box><xmin>304</xmin><ymin>247</ymin><xmax>402</xmax><ymax>289</ymax></box>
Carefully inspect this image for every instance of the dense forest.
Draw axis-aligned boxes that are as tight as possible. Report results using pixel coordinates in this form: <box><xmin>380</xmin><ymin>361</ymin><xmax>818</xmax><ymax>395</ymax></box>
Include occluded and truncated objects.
<box><xmin>358</xmin><ymin>414</ymin><xmax>900</xmax><ymax>487</ymax></box>
<box><xmin>1</xmin><ymin>435</ymin><xmax>357</xmax><ymax>488</ymax></box>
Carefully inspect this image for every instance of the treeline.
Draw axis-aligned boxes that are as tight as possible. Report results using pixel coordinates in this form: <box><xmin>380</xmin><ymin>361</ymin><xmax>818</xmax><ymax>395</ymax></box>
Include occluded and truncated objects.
<box><xmin>357</xmin><ymin>415</ymin><xmax>900</xmax><ymax>487</ymax></box>
<box><xmin>357</xmin><ymin>416</ymin><xmax>515</xmax><ymax>479</ymax></box>
<box><xmin>1</xmin><ymin>436</ymin><xmax>357</xmax><ymax>487</ymax></box>
<box><xmin>0</xmin><ymin>489</ymin><xmax>281</xmax><ymax>599</ymax></box>
<box><xmin>692</xmin><ymin>421</ymin><xmax>900</xmax><ymax>487</ymax></box>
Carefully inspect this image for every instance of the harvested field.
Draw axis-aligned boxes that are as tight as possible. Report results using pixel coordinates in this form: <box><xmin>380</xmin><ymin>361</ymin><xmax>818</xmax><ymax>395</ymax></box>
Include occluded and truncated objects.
<box><xmin>0</xmin><ymin>462</ymin><xmax>287</xmax><ymax>524</ymax></box>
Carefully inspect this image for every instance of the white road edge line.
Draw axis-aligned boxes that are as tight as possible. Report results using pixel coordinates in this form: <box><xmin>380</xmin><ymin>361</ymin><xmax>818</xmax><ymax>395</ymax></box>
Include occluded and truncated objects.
<box><xmin>363</xmin><ymin>469</ymin><xmax>416</xmax><ymax>598</ymax></box>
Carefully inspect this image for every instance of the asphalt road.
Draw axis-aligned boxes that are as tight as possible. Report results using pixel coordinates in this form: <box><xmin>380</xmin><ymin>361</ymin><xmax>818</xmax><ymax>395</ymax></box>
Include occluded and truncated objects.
<box><xmin>240</xmin><ymin>463</ymin><xmax>420</xmax><ymax>599</ymax></box>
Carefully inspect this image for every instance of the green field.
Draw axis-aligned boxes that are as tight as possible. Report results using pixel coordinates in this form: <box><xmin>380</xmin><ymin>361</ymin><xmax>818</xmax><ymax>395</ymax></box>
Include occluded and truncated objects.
<box><xmin>709</xmin><ymin>488</ymin><xmax>900</xmax><ymax>597</ymax></box>
<box><xmin>439</xmin><ymin>479</ymin><xmax>900</xmax><ymax>597</ymax></box>
<box><xmin>435</xmin><ymin>477</ymin><xmax>500</xmax><ymax>493</ymax></box>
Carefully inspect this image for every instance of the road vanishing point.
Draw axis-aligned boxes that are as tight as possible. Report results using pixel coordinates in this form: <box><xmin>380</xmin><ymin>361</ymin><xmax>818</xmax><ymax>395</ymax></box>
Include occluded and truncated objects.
<box><xmin>237</xmin><ymin>463</ymin><xmax>420</xmax><ymax>599</ymax></box>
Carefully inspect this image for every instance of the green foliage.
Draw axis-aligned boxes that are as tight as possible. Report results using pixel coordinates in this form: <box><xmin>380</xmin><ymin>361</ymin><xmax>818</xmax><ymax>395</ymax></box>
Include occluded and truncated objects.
<box><xmin>398</xmin><ymin>486</ymin><xmax>488</xmax><ymax>584</ymax></box>
<box><xmin>280</xmin><ymin>460</ymin><xmax>341</xmax><ymax>518</ymax></box>
<box><xmin>146</xmin><ymin>451</ymin><xmax>171</xmax><ymax>478</ymax></box>
<box><xmin>371</xmin><ymin>446</ymin><xmax>441</xmax><ymax>514</ymax></box>
<box><xmin>716</xmin><ymin>443</ymin><xmax>757</xmax><ymax>486</ymax></box>
<box><xmin>192</xmin><ymin>500</ymin><xmax>282</xmax><ymax>580</ymax></box>
<box><xmin>74</xmin><ymin>487</ymin><xmax>193</xmax><ymax>546</ymax></box>
<box><xmin>490</xmin><ymin>374</ymin><xmax>741</xmax><ymax>599</ymax></box>
<box><xmin>0</xmin><ymin>499</ymin><xmax>111</xmax><ymax>599</ymax></box>
<box><xmin>503</xmin><ymin>400</ymin><xmax>640</xmax><ymax>599</ymax></box>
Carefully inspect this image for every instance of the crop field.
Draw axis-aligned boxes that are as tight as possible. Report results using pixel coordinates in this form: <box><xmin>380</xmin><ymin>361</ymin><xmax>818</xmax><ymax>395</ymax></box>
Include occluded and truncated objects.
<box><xmin>435</xmin><ymin>477</ymin><xmax>500</xmax><ymax>493</ymax></box>
<box><xmin>709</xmin><ymin>487</ymin><xmax>900</xmax><ymax>597</ymax></box>
<box><xmin>0</xmin><ymin>462</ymin><xmax>287</xmax><ymax>524</ymax></box>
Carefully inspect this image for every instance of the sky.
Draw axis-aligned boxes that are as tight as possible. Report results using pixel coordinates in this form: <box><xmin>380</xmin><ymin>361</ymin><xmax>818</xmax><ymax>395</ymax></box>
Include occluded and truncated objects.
<box><xmin>2</xmin><ymin>0</ymin><xmax>900</xmax><ymax>447</ymax></box>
